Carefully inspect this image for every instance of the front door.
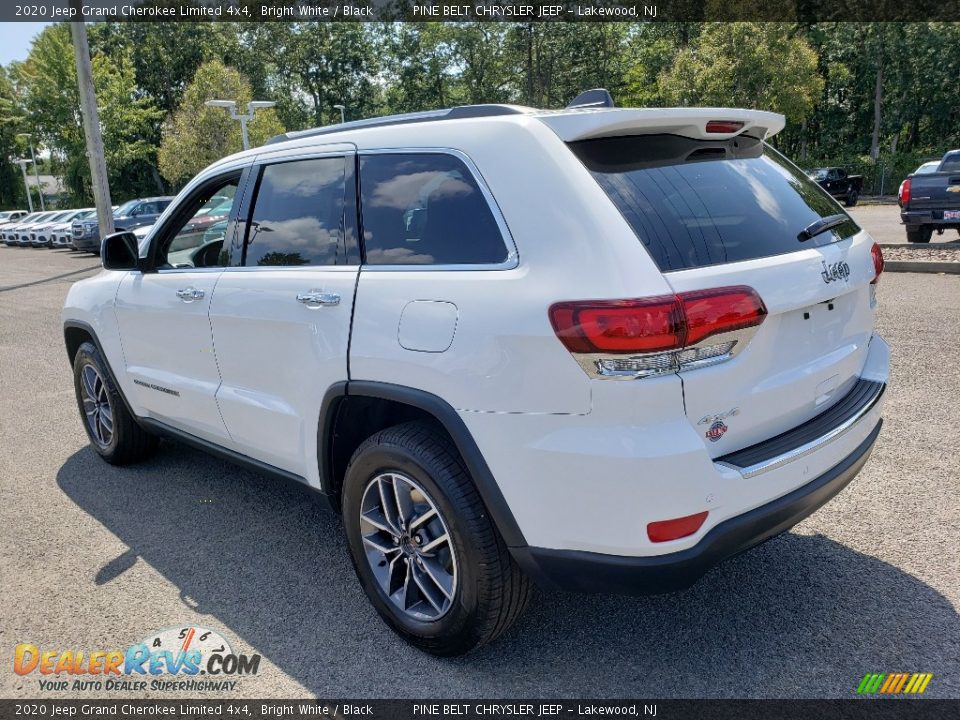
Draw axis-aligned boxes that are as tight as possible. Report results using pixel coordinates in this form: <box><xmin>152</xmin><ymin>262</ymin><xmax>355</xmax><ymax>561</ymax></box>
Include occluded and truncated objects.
<box><xmin>114</xmin><ymin>171</ymin><xmax>246</xmax><ymax>442</ymax></box>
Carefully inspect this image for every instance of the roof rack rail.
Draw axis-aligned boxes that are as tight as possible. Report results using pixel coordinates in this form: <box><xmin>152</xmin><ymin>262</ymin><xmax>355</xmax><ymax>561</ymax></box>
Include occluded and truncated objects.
<box><xmin>265</xmin><ymin>104</ymin><xmax>527</xmax><ymax>146</ymax></box>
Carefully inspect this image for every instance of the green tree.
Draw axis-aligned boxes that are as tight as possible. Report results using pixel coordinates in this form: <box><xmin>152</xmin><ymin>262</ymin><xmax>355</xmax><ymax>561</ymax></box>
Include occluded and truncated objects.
<box><xmin>158</xmin><ymin>60</ymin><xmax>285</xmax><ymax>185</ymax></box>
<box><xmin>249</xmin><ymin>23</ymin><xmax>380</xmax><ymax>129</ymax></box>
<box><xmin>14</xmin><ymin>23</ymin><xmax>165</xmax><ymax>204</ymax></box>
<box><xmin>658</xmin><ymin>23</ymin><xmax>823</xmax><ymax>125</ymax></box>
<box><xmin>0</xmin><ymin>66</ymin><xmax>28</xmax><ymax>209</ymax></box>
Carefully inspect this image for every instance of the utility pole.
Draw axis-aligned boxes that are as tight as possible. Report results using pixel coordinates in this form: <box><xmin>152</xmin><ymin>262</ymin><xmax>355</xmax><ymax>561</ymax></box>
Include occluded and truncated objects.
<box><xmin>70</xmin><ymin>14</ymin><xmax>114</xmax><ymax>243</ymax></box>
<box><xmin>14</xmin><ymin>158</ymin><xmax>34</xmax><ymax>212</ymax></box>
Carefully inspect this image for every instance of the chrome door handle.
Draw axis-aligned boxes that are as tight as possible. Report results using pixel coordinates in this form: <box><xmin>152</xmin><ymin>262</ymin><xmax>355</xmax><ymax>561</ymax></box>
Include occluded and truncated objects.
<box><xmin>296</xmin><ymin>290</ymin><xmax>340</xmax><ymax>308</ymax></box>
<box><xmin>176</xmin><ymin>287</ymin><xmax>205</xmax><ymax>302</ymax></box>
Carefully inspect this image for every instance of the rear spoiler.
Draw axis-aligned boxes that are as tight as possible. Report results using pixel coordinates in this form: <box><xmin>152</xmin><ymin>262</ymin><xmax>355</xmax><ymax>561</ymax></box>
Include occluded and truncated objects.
<box><xmin>537</xmin><ymin>108</ymin><xmax>786</xmax><ymax>143</ymax></box>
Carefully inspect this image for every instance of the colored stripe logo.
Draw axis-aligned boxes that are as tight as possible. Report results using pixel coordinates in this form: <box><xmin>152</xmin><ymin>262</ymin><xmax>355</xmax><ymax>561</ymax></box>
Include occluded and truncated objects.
<box><xmin>857</xmin><ymin>673</ymin><xmax>933</xmax><ymax>694</ymax></box>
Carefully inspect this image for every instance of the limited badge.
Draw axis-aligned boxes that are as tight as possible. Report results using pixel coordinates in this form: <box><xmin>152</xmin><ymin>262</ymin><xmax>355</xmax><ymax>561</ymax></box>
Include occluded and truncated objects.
<box><xmin>705</xmin><ymin>419</ymin><xmax>728</xmax><ymax>442</ymax></box>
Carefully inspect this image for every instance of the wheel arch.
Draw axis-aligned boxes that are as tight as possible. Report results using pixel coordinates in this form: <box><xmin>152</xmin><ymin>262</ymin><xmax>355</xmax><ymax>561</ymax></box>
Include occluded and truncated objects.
<box><xmin>63</xmin><ymin>319</ymin><xmax>141</xmax><ymax>426</ymax></box>
<box><xmin>320</xmin><ymin>380</ymin><xmax>528</xmax><ymax>549</ymax></box>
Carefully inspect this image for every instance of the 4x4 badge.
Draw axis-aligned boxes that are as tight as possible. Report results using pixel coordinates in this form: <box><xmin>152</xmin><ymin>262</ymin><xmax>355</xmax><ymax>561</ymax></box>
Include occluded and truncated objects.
<box><xmin>821</xmin><ymin>260</ymin><xmax>851</xmax><ymax>283</ymax></box>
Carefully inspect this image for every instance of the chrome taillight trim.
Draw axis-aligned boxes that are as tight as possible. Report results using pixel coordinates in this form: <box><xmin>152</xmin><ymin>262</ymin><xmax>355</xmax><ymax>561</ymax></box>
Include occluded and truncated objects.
<box><xmin>570</xmin><ymin>325</ymin><xmax>760</xmax><ymax>380</ymax></box>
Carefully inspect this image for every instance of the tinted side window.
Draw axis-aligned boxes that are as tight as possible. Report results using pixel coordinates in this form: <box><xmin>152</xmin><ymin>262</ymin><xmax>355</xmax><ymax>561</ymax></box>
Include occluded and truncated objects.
<box><xmin>359</xmin><ymin>153</ymin><xmax>507</xmax><ymax>265</ymax></box>
<box><xmin>156</xmin><ymin>176</ymin><xmax>241</xmax><ymax>270</ymax></box>
<box><xmin>245</xmin><ymin>157</ymin><xmax>346</xmax><ymax>267</ymax></box>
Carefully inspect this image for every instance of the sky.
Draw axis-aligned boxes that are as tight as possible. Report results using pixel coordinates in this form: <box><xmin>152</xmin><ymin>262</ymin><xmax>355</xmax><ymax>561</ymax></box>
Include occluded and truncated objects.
<box><xmin>0</xmin><ymin>22</ymin><xmax>50</xmax><ymax>67</ymax></box>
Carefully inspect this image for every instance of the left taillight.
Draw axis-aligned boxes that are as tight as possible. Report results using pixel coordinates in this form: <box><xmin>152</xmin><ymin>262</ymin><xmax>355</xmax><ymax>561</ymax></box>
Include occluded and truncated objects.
<box><xmin>549</xmin><ymin>286</ymin><xmax>767</xmax><ymax>379</ymax></box>
<box><xmin>871</xmin><ymin>242</ymin><xmax>884</xmax><ymax>284</ymax></box>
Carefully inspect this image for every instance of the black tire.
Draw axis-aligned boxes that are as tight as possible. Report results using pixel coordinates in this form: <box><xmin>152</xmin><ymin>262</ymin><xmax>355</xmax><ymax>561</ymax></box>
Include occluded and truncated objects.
<box><xmin>342</xmin><ymin>421</ymin><xmax>531</xmax><ymax>656</ymax></box>
<box><xmin>844</xmin><ymin>189</ymin><xmax>859</xmax><ymax>207</ymax></box>
<box><xmin>72</xmin><ymin>341</ymin><xmax>157</xmax><ymax>465</ymax></box>
<box><xmin>906</xmin><ymin>226</ymin><xmax>932</xmax><ymax>243</ymax></box>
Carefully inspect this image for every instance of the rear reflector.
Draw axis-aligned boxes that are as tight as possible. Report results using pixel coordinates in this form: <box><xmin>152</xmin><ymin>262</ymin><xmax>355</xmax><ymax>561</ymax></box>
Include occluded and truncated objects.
<box><xmin>705</xmin><ymin>120</ymin><xmax>745</xmax><ymax>134</ymax></box>
<box><xmin>647</xmin><ymin>511</ymin><xmax>709</xmax><ymax>542</ymax></box>
<box><xmin>871</xmin><ymin>243</ymin><xmax>884</xmax><ymax>284</ymax></box>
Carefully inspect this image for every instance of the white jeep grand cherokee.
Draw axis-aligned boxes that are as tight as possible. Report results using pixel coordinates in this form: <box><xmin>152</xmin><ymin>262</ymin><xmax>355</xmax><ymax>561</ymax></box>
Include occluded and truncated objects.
<box><xmin>63</xmin><ymin>99</ymin><xmax>889</xmax><ymax>656</ymax></box>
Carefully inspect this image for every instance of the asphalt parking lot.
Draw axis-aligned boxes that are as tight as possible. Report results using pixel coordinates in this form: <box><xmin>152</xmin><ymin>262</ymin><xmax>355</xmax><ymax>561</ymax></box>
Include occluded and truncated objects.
<box><xmin>1</xmin><ymin>246</ymin><xmax>958</xmax><ymax>700</ymax></box>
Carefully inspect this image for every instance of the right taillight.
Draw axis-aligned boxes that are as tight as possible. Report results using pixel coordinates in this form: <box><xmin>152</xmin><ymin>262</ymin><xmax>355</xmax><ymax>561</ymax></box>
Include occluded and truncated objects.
<box><xmin>900</xmin><ymin>177</ymin><xmax>911</xmax><ymax>206</ymax></box>
<box><xmin>549</xmin><ymin>286</ymin><xmax>767</xmax><ymax>379</ymax></box>
<box><xmin>871</xmin><ymin>242</ymin><xmax>884</xmax><ymax>285</ymax></box>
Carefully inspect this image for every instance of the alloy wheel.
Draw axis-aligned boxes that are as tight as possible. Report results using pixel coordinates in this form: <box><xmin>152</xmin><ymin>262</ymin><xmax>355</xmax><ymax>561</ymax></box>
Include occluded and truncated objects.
<box><xmin>359</xmin><ymin>472</ymin><xmax>458</xmax><ymax>621</ymax></box>
<box><xmin>80</xmin><ymin>364</ymin><xmax>113</xmax><ymax>448</ymax></box>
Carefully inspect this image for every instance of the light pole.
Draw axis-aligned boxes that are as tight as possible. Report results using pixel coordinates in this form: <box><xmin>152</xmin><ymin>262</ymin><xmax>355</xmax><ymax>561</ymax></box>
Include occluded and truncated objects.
<box><xmin>13</xmin><ymin>158</ymin><xmax>34</xmax><ymax>212</ymax></box>
<box><xmin>205</xmin><ymin>99</ymin><xmax>276</xmax><ymax>151</ymax></box>
<box><xmin>334</xmin><ymin>104</ymin><xmax>346</xmax><ymax>124</ymax></box>
<box><xmin>17</xmin><ymin>133</ymin><xmax>45</xmax><ymax>210</ymax></box>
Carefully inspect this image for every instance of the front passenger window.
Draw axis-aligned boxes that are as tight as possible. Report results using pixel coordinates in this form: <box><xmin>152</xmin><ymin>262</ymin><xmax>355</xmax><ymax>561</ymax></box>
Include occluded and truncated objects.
<box><xmin>156</xmin><ymin>178</ymin><xmax>240</xmax><ymax>270</ymax></box>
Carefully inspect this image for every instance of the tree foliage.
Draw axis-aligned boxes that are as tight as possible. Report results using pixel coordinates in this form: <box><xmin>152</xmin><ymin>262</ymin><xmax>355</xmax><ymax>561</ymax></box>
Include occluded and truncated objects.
<box><xmin>158</xmin><ymin>60</ymin><xmax>284</xmax><ymax>184</ymax></box>
<box><xmin>2</xmin><ymin>21</ymin><xmax>958</xmax><ymax>207</ymax></box>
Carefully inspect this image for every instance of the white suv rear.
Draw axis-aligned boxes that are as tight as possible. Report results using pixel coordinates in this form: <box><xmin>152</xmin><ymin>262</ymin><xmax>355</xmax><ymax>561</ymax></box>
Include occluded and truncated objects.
<box><xmin>63</xmin><ymin>101</ymin><xmax>888</xmax><ymax>656</ymax></box>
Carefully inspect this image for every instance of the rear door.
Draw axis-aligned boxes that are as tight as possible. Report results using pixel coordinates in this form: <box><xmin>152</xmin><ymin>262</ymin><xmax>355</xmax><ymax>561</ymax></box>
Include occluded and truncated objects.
<box><xmin>209</xmin><ymin>145</ymin><xmax>359</xmax><ymax>478</ymax></box>
<box><xmin>570</xmin><ymin>134</ymin><xmax>878</xmax><ymax>456</ymax></box>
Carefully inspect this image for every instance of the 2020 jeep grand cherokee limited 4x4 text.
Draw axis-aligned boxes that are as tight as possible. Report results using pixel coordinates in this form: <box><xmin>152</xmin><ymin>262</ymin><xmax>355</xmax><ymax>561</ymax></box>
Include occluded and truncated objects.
<box><xmin>63</xmin><ymin>102</ymin><xmax>889</xmax><ymax>656</ymax></box>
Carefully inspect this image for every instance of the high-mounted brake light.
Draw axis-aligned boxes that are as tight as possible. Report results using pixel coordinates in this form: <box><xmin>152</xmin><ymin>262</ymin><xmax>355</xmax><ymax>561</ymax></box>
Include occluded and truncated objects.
<box><xmin>549</xmin><ymin>286</ymin><xmax>767</xmax><ymax>379</ymax></box>
<box><xmin>900</xmin><ymin>177</ymin><xmax>911</xmax><ymax>206</ymax></box>
<box><xmin>871</xmin><ymin>243</ymin><xmax>884</xmax><ymax>285</ymax></box>
<box><xmin>647</xmin><ymin>511</ymin><xmax>709</xmax><ymax>543</ymax></box>
<box><xmin>705</xmin><ymin>120</ymin><xmax>745</xmax><ymax>134</ymax></box>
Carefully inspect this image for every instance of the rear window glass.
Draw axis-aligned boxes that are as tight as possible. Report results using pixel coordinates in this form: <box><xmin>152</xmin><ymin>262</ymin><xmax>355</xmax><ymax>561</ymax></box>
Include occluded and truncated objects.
<box><xmin>570</xmin><ymin>135</ymin><xmax>860</xmax><ymax>272</ymax></box>
<box><xmin>939</xmin><ymin>154</ymin><xmax>960</xmax><ymax>172</ymax></box>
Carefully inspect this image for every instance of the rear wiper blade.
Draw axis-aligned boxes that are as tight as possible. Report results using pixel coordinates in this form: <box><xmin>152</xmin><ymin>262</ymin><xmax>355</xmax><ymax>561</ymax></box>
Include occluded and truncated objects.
<box><xmin>798</xmin><ymin>213</ymin><xmax>849</xmax><ymax>242</ymax></box>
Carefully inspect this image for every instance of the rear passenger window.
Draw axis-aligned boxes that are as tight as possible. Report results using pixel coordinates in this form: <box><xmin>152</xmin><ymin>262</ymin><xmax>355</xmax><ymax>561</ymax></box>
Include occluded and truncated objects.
<box><xmin>359</xmin><ymin>153</ymin><xmax>507</xmax><ymax>265</ymax></box>
<box><xmin>245</xmin><ymin>157</ymin><xmax>346</xmax><ymax>267</ymax></box>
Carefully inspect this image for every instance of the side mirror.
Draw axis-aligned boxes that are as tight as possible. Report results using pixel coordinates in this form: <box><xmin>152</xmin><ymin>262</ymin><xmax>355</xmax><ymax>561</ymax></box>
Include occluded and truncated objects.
<box><xmin>101</xmin><ymin>231</ymin><xmax>140</xmax><ymax>271</ymax></box>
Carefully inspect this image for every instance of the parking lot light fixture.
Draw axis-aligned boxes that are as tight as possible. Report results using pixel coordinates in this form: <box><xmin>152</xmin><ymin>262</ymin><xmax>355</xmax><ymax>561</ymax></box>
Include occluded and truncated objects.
<box><xmin>334</xmin><ymin>104</ymin><xmax>346</xmax><ymax>124</ymax></box>
<box><xmin>12</xmin><ymin>157</ymin><xmax>34</xmax><ymax>212</ymax></box>
<box><xmin>17</xmin><ymin>133</ymin><xmax>45</xmax><ymax>211</ymax></box>
<box><xmin>205</xmin><ymin>99</ymin><xmax>277</xmax><ymax>151</ymax></box>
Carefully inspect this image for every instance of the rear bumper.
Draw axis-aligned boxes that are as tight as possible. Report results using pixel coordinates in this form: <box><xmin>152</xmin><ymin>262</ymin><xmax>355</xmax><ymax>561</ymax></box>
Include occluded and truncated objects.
<box><xmin>514</xmin><ymin>420</ymin><xmax>881</xmax><ymax>595</ymax></box>
<box><xmin>901</xmin><ymin>209</ymin><xmax>960</xmax><ymax>227</ymax></box>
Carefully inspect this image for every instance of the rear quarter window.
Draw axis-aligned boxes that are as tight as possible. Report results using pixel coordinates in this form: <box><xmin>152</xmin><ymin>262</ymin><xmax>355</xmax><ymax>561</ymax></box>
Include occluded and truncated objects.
<box><xmin>569</xmin><ymin>134</ymin><xmax>860</xmax><ymax>272</ymax></box>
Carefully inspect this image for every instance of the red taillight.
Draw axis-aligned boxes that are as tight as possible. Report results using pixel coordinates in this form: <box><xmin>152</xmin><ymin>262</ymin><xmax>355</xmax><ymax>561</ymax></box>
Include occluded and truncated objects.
<box><xmin>549</xmin><ymin>287</ymin><xmax>766</xmax><ymax>355</ymax></box>
<box><xmin>900</xmin><ymin>178</ymin><xmax>911</xmax><ymax>205</ymax></box>
<box><xmin>871</xmin><ymin>242</ymin><xmax>884</xmax><ymax>284</ymax></box>
<box><xmin>678</xmin><ymin>286</ymin><xmax>768</xmax><ymax>346</ymax></box>
<box><xmin>548</xmin><ymin>297</ymin><xmax>685</xmax><ymax>354</ymax></box>
<box><xmin>705</xmin><ymin>120</ymin><xmax>744</xmax><ymax>134</ymax></box>
<box><xmin>647</xmin><ymin>511</ymin><xmax>709</xmax><ymax>543</ymax></box>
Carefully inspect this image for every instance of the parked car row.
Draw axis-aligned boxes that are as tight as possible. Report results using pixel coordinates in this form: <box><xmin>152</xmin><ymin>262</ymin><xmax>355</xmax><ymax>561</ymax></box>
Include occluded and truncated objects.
<box><xmin>1</xmin><ymin>196</ymin><xmax>174</xmax><ymax>253</ymax></box>
<box><xmin>1</xmin><ymin>208</ymin><xmax>93</xmax><ymax>248</ymax></box>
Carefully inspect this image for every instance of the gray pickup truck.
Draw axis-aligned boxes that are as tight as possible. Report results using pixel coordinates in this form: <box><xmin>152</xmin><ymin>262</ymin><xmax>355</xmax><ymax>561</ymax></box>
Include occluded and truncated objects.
<box><xmin>71</xmin><ymin>196</ymin><xmax>172</xmax><ymax>253</ymax></box>
<box><xmin>900</xmin><ymin>150</ymin><xmax>960</xmax><ymax>243</ymax></box>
